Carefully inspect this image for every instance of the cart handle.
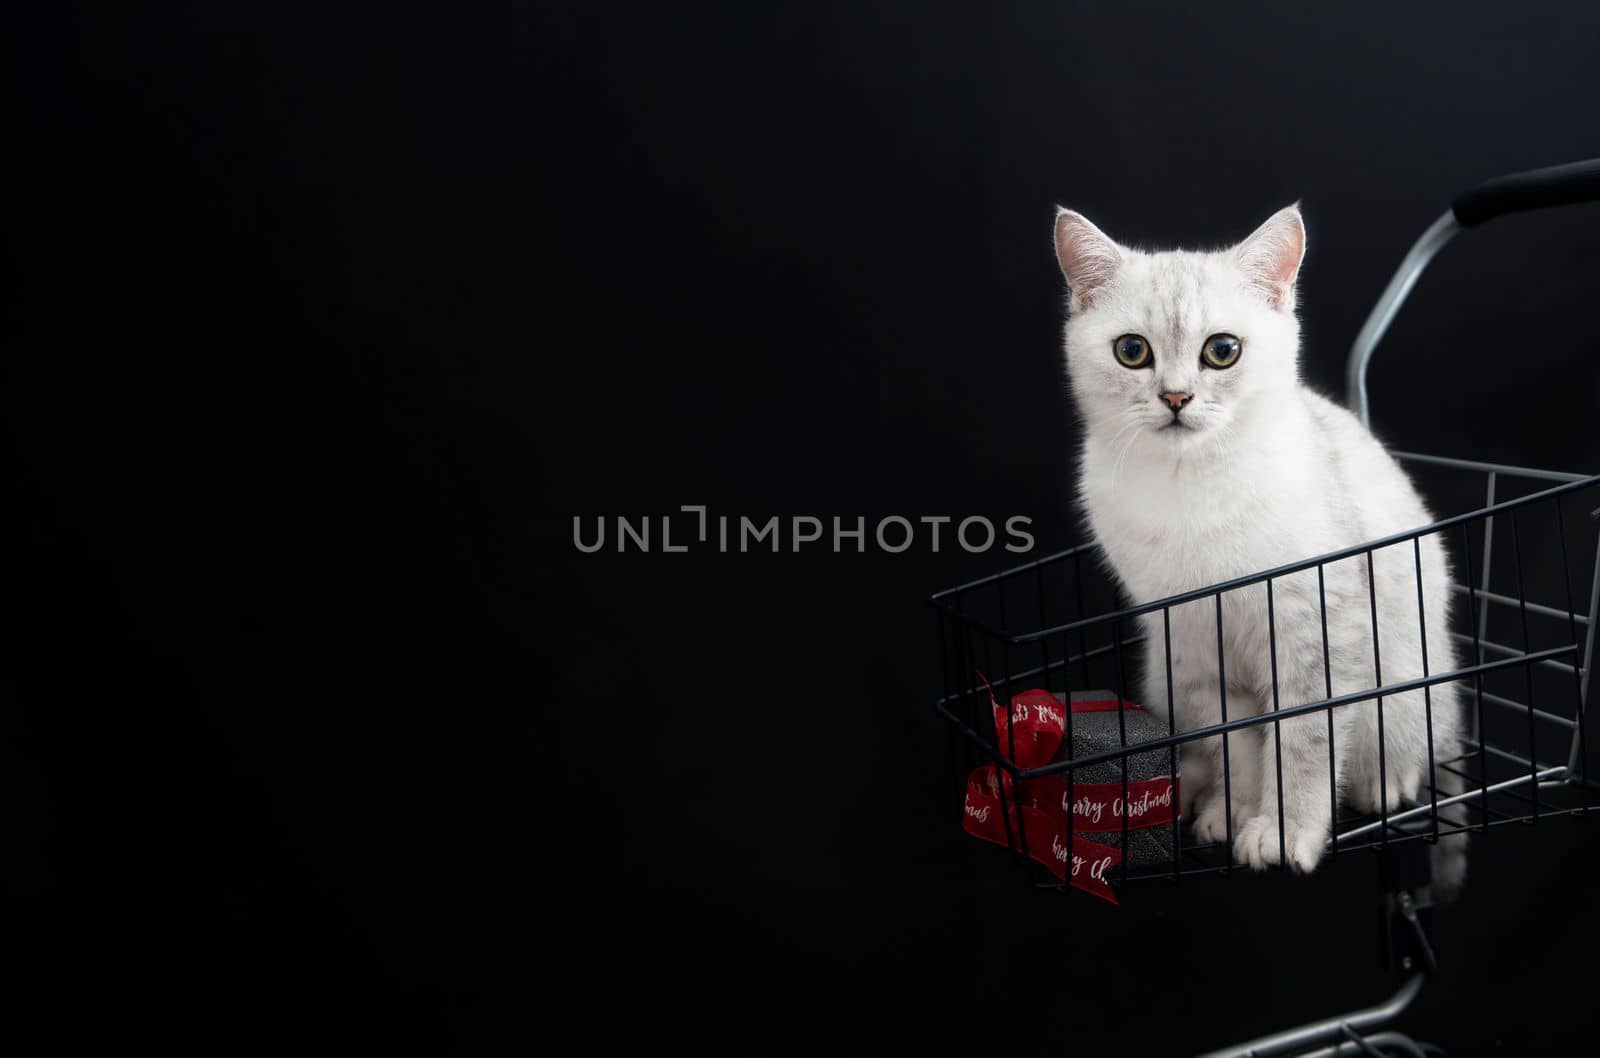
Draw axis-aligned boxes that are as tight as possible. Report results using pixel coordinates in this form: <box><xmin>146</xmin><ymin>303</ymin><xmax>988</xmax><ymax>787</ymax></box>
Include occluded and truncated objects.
<box><xmin>1346</xmin><ymin>158</ymin><xmax>1600</xmax><ymax>426</ymax></box>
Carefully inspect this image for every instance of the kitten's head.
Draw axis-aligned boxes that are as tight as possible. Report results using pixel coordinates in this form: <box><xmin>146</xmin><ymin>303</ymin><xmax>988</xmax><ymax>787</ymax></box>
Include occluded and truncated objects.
<box><xmin>1053</xmin><ymin>205</ymin><xmax>1306</xmax><ymax>452</ymax></box>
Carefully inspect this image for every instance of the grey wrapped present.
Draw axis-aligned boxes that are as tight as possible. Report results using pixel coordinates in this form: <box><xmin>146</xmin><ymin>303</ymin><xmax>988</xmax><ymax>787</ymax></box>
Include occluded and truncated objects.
<box><xmin>1043</xmin><ymin>689</ymin><xmax>1180</xmax><ymax>870</ymax></box>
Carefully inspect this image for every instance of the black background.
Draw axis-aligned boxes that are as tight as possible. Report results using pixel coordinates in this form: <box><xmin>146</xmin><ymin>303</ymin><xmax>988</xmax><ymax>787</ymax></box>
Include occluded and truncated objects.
<box><xmin>12</xmin><ymin>2</ymin><xmax>1600</xmax><ymax>1053</ymax></box>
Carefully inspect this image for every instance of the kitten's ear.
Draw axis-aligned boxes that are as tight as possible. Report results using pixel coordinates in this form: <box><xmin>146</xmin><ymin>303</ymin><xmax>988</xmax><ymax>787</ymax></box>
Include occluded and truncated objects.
<box><xmin>1054</xmin><ymin>208</ymin><xmax>1123</xmax><ymax>308</ymax></box>
<box><xmin>1234</xmin><ymin>204</ymin><xmax>1306</xmax><ymax>310</ymax></box>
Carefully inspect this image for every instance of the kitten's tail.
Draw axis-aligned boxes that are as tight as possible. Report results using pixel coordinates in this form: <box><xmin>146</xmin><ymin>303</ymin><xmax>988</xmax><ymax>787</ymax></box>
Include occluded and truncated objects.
<box><xmin>1428</xmin><ymin>758</ymin><xmax>1469</xmax><ymax>902</ymax></box>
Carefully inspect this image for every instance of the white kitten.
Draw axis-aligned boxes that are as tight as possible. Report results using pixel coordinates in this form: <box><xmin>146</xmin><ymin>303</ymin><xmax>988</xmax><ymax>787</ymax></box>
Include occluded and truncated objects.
<box><xmin>1054</xmin><ymin>205</ymin><xmax>1465</xmax><ymax>889</ymax></box>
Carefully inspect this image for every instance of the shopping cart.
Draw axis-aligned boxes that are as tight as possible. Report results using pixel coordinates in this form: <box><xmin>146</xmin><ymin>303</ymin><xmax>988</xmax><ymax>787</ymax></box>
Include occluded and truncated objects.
<box><xmin>931</xmin><ymin>160</ymin><xmax>1600</xmax><ymax>1057</ymax></box>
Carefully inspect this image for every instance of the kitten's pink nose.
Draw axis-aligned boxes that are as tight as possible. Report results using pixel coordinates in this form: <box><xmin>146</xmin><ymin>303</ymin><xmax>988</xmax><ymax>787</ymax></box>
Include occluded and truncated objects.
<box><xmin>1160</xmin><ymin>391</ymin><xmax>1193</xmax><ymax>411</ymax></box>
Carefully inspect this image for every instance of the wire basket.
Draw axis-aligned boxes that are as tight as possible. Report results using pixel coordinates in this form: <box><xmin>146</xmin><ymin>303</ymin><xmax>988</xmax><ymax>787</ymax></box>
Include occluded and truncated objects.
<box><xmin>933</xmin><ymin>453</ymin><xmax>1599</xmax><ymax>890</ymax></box>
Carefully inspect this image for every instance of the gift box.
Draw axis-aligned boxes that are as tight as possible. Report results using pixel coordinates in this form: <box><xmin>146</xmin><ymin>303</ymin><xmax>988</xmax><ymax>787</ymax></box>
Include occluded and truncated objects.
<box><xmin>961</xmin><ymin>682</ymin><xmax>1179</xmax><ymax>903</ymax></box>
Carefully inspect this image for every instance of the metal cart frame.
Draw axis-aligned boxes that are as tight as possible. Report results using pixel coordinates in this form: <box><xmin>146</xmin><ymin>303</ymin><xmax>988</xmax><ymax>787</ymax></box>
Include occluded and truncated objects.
<box><xmin>932</xmin><ymin>160</ymin><xmax>1600</xmax><ymax>1057</ymax></box>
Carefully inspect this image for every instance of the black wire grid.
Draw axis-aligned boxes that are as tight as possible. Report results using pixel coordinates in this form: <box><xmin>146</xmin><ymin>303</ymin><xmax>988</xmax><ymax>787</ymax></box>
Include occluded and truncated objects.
<box><xmin>933</xmin><ymin>453</ymin><xmax>1600</xmax><ymax>889</ymax></box>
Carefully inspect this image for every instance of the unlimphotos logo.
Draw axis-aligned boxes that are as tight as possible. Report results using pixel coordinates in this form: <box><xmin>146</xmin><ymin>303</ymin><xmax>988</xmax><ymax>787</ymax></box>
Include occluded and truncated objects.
<box><xmin>573</xmin><ymin>506</ymin><xmax>1034</xmax><ymax>554</ymax></box>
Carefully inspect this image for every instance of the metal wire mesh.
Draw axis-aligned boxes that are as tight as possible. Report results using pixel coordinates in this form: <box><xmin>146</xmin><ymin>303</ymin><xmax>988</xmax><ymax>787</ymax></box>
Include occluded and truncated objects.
<box><xmin>933</xmin><ymin>453</ymin><xmax>1600</xmax><ymax>888</ymax></box>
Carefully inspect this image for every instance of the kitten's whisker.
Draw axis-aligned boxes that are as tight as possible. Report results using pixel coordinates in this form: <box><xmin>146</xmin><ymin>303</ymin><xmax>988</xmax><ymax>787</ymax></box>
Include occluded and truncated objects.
<box><xmin>1112</xmin><ymin>418</ymin><xmax>1146</xmax><ymax>480</ymax></box>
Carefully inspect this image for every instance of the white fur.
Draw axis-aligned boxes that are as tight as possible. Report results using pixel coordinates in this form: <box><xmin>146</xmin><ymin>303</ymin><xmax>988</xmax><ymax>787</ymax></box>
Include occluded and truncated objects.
<box><xmin>1055</xmin><ymin>205</ymin><xmax>1465</xmax><ymax>883</ymax></box>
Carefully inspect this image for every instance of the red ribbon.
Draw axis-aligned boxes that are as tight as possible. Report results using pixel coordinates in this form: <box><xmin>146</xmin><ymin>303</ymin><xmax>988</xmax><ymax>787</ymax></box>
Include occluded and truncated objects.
<box><xmin>960</xmin><ymin>677</ymin><xmax>1178</xmax><ymax>904</ymax></box>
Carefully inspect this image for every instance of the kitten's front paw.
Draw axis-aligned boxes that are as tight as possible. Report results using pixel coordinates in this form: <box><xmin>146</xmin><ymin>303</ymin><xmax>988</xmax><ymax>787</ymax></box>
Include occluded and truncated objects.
<box><xmin>1191</xmin><ymin>796</ymin><xmax>1230</xmax><ymax>845</ymax></box>
<box><xmin>1178</xmin><ymin>763</ymin><xmax>1209</xmax><ymax>820</ymax></box>
<box><xmin>1349</xmin><ymin>766</ymin><xmax>1422</xmax><ymax>816</ymax></box>
<box><xmin>1233</xmin><ymin>815</ymin><xmax>1327</xmax><ymax>874</ymax></box>
<box><xmin>1180</xmin><ymin>780</ymin><xmax>1202</xmax><ymax>821</ymax></box>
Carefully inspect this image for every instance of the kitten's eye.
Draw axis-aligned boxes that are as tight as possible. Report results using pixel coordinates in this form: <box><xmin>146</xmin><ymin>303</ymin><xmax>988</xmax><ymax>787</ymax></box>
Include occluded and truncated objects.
<box><xmin>1113</xmin><ymin>334</ymin><xmax>1152</xmax><ymax>369</ymax></box>
<box><xmin>1201</xmin><ymin>333</ymin><xmax>1241</xmax><ymax>369</ymax></box>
